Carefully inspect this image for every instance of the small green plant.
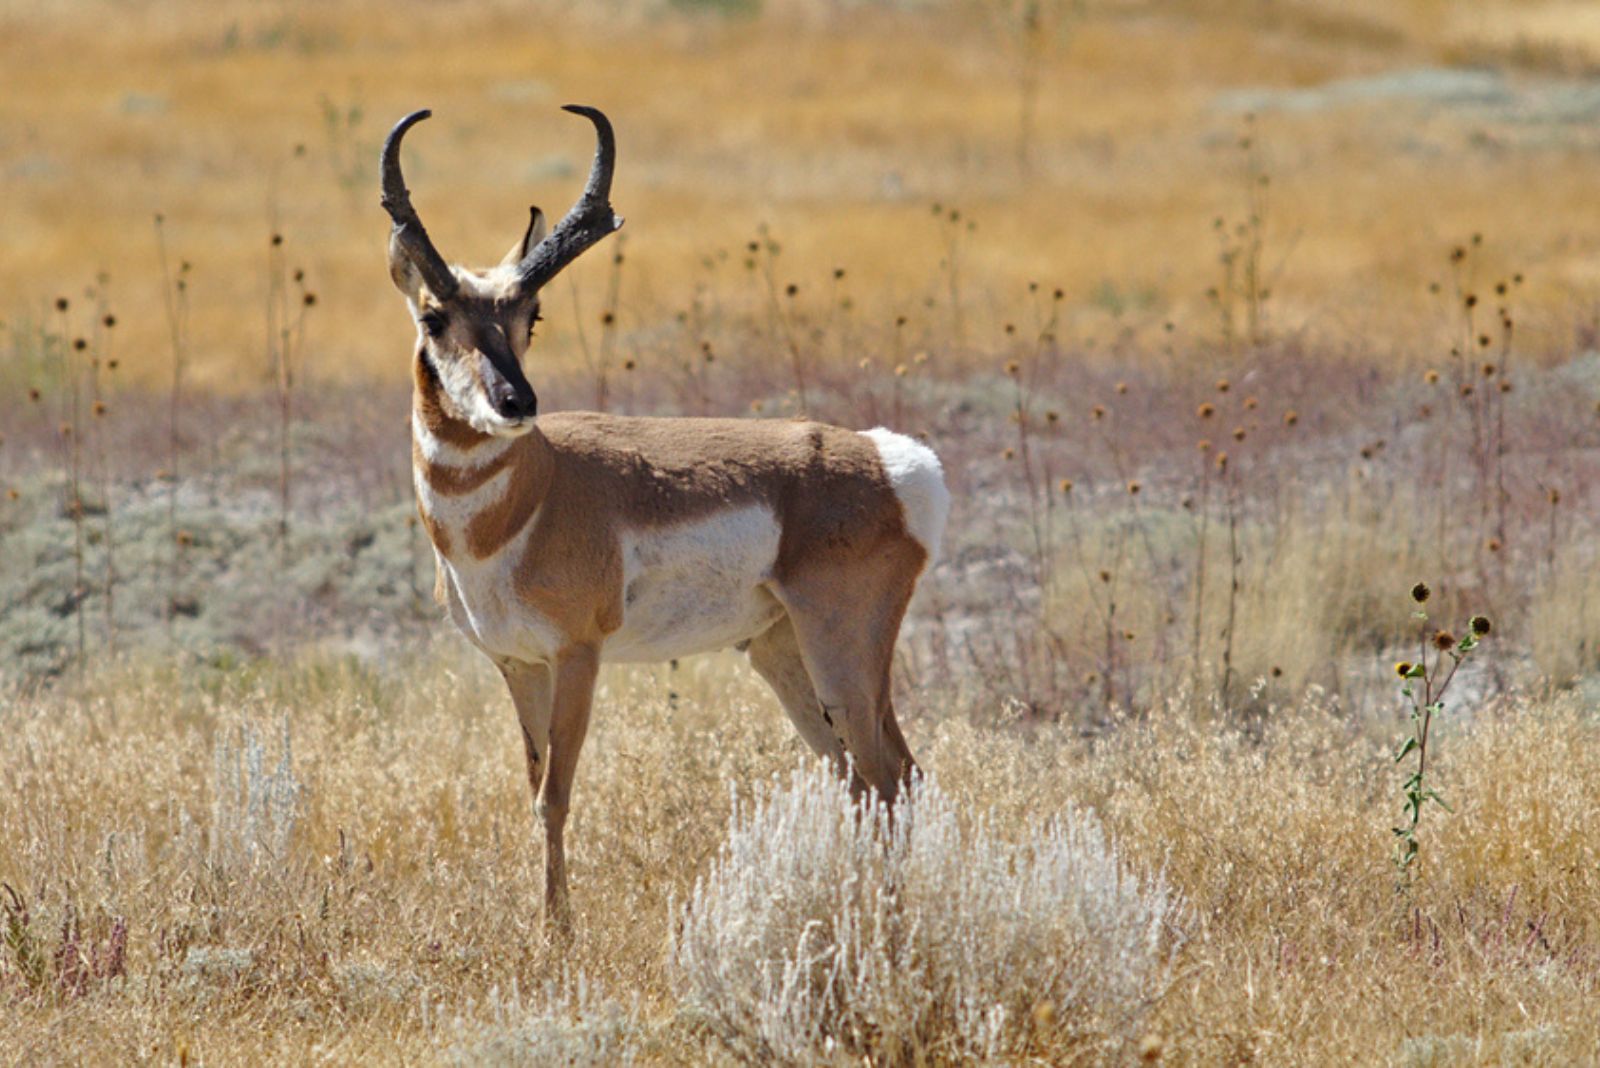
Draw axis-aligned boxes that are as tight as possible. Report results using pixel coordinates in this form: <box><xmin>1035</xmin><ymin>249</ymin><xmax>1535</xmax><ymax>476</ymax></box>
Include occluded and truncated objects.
<box><xmin>1391</xmin><ymin>581</ymin><xmax>1492</xmax><ymax>880</ymax></box>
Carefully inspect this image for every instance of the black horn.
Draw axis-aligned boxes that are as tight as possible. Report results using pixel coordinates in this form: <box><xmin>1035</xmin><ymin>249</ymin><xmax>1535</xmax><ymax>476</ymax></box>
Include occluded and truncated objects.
<box><xmin>516</xmin><ymin>105</ymin><xmax>624</xmax><ymax>293</ymax></box>
<box><xmin>380</xmin><ymin>109</ymin><xmax>460</xmax><ymax>301</ymax></box>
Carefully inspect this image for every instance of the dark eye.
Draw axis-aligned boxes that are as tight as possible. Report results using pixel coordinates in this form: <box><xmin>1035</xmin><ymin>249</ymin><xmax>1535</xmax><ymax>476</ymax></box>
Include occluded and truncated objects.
<box><xmin>419</xmin><ymin>311</ymin><xmax>447</xmax><ymax>338</ymax></box>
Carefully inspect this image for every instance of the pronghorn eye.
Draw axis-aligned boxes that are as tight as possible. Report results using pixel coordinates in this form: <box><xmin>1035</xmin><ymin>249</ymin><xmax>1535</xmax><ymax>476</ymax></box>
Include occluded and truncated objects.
<box><xmin>419</xmin><ymin>311</ymin><xmax>447</xmax><ymax>338</ymax></box>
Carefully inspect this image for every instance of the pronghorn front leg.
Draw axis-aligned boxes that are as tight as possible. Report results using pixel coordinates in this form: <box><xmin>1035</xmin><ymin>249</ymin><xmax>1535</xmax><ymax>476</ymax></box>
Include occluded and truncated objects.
<box><xmin>499</xmin><ymin>659</ymin><xmax>553</xmax><ymax>816</ymax></box>
<box><xmin>538</xmin><ymin>643</ymin><xmax>600</xmax><ymax>934</ymax></box>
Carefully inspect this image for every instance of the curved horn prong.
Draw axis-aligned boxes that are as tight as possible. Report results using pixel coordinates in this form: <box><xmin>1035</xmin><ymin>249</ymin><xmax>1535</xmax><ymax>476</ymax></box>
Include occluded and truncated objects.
<box><xmin>380</xmin><ymin>109</ymin><xmax>460</xmax><ymax>301</ymax></box>
<box><xmin>516</xmin><ymin>105</ymin><xmax>624</xmax><ymax>293</ymax></box>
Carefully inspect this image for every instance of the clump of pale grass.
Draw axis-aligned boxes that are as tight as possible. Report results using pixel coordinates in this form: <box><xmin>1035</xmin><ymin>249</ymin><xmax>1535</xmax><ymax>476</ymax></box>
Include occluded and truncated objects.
<box><xmin>440</xmin><ymin>976</ymin><xmax>644</xmax><ymax>1067</ymax></box>
<box><xmin>207</xmin><ymin>715</ymin><xmax>301</xmax><ymax>875</ymax></box>
<box><xmin>671</xmin><ymin>760</ymin><xmax>1177</xmax><ymax>1065</ymax></box>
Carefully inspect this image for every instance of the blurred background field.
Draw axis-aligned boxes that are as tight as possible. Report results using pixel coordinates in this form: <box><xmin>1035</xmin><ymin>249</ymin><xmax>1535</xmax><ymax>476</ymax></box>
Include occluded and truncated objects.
<box><xmin>9</xmin><ymin>0</ymin><xmax>1600</xmax><ymax>389</ymax></box>
<box><xmin>6</xmin><ymin>1</ymin><xmax>1600</xmax><ymax>1064</ymax></box>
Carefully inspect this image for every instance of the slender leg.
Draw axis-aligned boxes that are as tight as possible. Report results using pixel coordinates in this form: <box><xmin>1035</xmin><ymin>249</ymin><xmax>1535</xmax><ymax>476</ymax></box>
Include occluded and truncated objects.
<box><xmin>539</xmin><ymin>642</ymin><xmax>600</xmax><ymax>934</ymax></box>
<box><xmin>772</xmin><ymin>549</ymin><xmax>923</xmax><ymax>803</ymax></box>
<box><xmin>499</xmin><ymin>659</ymin><xmax>554</xmax><ymax>811</ymax></box>
<box><xmin>747</xmin><ymin>614</ymin><xmax>847</xmax><ymax>770</ymax></box>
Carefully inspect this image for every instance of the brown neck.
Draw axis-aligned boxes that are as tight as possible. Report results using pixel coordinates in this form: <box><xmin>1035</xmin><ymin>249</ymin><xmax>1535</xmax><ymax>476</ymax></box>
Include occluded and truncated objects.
<box><xmin>411</xmin><ymin>349</ymin><xmax>554</xmax><ymax>561</ymax></box>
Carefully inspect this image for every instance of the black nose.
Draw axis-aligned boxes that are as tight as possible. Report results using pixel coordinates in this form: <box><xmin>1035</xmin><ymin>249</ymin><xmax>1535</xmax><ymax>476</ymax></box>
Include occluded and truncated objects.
<box><xmin>493</xmin><ymin>388</ymin><xmax>537</xmax><ymax>420</ymax></box>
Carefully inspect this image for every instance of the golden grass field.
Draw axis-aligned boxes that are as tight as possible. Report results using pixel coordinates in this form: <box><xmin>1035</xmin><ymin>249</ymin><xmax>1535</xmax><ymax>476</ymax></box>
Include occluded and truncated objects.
<box><xmin>8</xmin><ymin>0</ymin><xmax>1600</xmax><ymax>388</ymax></box>
<box><xmin>7</xmin><ymin>0</ymin><xmax>1600</xmax><ymax>1064</ymax></box>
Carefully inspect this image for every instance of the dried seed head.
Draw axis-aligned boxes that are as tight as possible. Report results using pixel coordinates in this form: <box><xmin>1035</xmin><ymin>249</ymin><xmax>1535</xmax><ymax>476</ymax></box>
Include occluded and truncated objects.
<box><xmin>1549</xmin><ymin>487</ymin><xmax>1561</xmax><ymax>505</ymax></box>
<box><xmin>1282</xmin><ymin>410</ymin><xmax>1298</xmax><ymax>427</ymax></box>
<box><xmin>1471</xmin><ymin>615</ymin><xmax>1491</xmax><ymax>636</ymax></box>
<box><xmin>1122</xmin><ymin>629</ymin><xmax>1136</xmax><ymax>641</ymax></box>
<box><xmin>1197</xmin><ymin>402</ymin><xmax>1215</xmax><ymax>419</ymax></box>
<box><xmin>1232</xmin><ymin>426</ymin><xmax>1246</xmax><ymax>442</ymax></box>
<box><xmin>1464</xmin><ymin>293</ymin><xmax>1477</xmax><ymax>308</ymax></box>
<box><xmin>1004</xmin><ymin>359</ymin><xmax>1021</xmax><ymax>376</ymax></box>
<box><xmin>1498</xmin><ymin>380</ymin><xmax>1512</xmax><ymax>393</ymax></box>
<box><xmin>601</xmin><ymin>311</ymin><xmax>616</xmax><ymax>326</ymax></box>
<box><xmin>303</xmin><ymin>292</ymin><xmax>317</xmax><ymax>307</ymax></box>
<box><xmin>1433</xmin><ymin>630</ymin><xmax>1456</xmax><ymax>650</ymax></box>
<box><xmin>72</xmin><ymin>338</ymin><xmax>87</xmax><ymax>352</ymax></box>
<box><xmin>1045</xmin><ymin>410</ymin><xmax>1060</xmax><ymax>424</ymax></box>
<box><xmin>92</xmin><ymin>401</ymin><xmax>108</xmax><ymax>417</ymax></box>
<box><xmin>1486</xmin><ymin>536</ymin><xmax>1502</xmax><ymax>553</ymax></box>
<box><xmin>102</xmin><ymin>314</ymin><xmax>116</xmax><ymax>329</ymax></box>
<box><xmin>1411</xmin><ymin>582</ymin><xmax>1431</xmax><ymax>604</ymax></box>
<box><xmin>623</xmin><ymin>358</ymin><xmax>636</xmax><ymax>371</ymax></box>
<box><xmin>29</xmin><ymin>388</ymin><xmax>42</xmax><ymax>402</ymax></box>
<box><xmin>1460</xmin><ymin>383</ymin><xmax>1475</xmax><ymax>397</ymax></box>
<box><xmin>1127</xmin><ymin>480</ymin><xmax>1141</xmax><ymax>495</ymax></box>
<box><xmin>55</xmin><ymin>296</ymin><xmax>70</xmax><ymax>312</ymax></box>
<box><xmin>785</xmin><ymin>283</ymin><xmax>799</xmax><ymax>297</ymax></box>
<box><xmin>1098</xmin><ymin>569</ymin><xmax>1111</xmax><ymax>584</ymax></box>
<box><xmin>1216</xmin><ymin>378</ymin><xmax>1230</xmax><ymax>393</ymax></box>
<box><xmin>1091</xmin><ymin>404</ymin><xmax>1106</xmax><ymax>420</ymax></box>
<box><xmin>1424</xmin><ymin>369</ymin><xmax>1440</xmax><ymax>384</ymax></box>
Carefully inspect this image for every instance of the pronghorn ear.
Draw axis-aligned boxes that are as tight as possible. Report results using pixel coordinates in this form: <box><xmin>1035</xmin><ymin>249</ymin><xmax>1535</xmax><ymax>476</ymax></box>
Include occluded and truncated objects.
<box><xmin>388</xmin><ymin>233</ymin><xmax>428</xmax><ymax>301</ymax></box>
<box><xmin>502</xmin><ymin>206</ymin><xmax>547</xmax><ymax>267</ymax></box>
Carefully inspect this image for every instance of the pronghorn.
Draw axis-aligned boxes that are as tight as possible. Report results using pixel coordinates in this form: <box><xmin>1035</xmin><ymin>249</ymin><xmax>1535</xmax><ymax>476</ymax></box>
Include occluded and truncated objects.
<box><xmin>382</xmin><ymin>106</ymin><xmax>950</xmax><ymax>928</ymax></box>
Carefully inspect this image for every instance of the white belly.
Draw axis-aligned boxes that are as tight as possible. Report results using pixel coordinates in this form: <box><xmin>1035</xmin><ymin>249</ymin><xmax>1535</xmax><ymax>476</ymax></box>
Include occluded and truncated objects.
<box><xmin>602</xmin><ymin>505</ymin><xmax>785</xmax><ymax>663</ymax></box>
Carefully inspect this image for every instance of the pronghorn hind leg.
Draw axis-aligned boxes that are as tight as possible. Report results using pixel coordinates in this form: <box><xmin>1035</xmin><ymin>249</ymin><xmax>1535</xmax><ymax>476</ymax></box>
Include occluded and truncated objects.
<box><xmin>538</xmin><ymin>643</ymin><xmax>600</xmax><ymax>936</ymax></box>
<box><xmin>747</xmin><ymin>614</ymin><xmax>849</xmax><ymax>774</ymax></box>
<box><xmin>772</xmin><ymin>549</ymin><xmax>923</xmax><ymax>803</ymax></box>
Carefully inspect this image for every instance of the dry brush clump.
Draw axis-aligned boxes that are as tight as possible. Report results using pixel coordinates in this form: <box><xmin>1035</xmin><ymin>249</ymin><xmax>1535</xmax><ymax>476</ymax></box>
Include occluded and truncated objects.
<box><xmin>671</xmin><ymin>761</ymin><xmax>1177</xmax><ymax>1065</ymax></box>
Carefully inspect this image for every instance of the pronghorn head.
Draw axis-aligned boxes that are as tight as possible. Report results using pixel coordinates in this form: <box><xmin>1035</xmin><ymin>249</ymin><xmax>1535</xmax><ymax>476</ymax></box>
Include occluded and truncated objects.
<box><xmin>382</xmin><ymin>105</ymin><xmax>623</xmax><ymax>436</ymax></box>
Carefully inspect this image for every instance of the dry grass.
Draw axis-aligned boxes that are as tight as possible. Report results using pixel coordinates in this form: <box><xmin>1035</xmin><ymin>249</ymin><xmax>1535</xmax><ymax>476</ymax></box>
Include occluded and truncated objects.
<box><xmin>3</xmin><ymin>651</ymin><xmax>1598</xmax><ymax>1064</ymax></box>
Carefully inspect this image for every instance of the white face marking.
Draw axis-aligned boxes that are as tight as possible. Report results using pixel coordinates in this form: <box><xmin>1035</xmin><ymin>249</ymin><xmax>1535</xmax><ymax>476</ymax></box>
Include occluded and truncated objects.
<box><xmin>407</xmin><ymin>271</ymin><xmax>539</xmax><ymax>439</ymax></box>
<box><xmin>603</xmin><ymin>505</ymin><xmax>785</xmax><ymax>663</ymax></box>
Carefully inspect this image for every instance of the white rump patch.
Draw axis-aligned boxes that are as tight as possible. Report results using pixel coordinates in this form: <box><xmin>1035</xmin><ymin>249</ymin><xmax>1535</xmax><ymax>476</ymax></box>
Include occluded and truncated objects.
<box><xmin>861</xmin><ymin>427</ymin><xmax>950</xmax><ymax>565</ymax></box>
